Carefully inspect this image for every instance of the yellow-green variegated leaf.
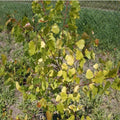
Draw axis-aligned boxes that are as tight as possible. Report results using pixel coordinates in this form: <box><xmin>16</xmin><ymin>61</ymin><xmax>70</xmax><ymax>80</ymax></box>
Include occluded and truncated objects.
<box><xmin>61</xmin><ymin>86</ymin><xmax>67</xmax><ymax>93</ymax></box>
<box><xmin>41</xmin><ymin>41</ymin><xmax>45</xmax><ymax>48</ymax></box>
<box><xmin>85</xmin><ymin>49</ymin><xmax>91</xmax><ymax>59</ymax></box>
<box><xmin>68</xmin><ymin>68</ymin><xmax>76</xmax><ymax>77</ymax></box>
<box><xmin>1</xmin><ymin>54</ymin><xmax>7</xmax><ymax>65</ymax></box>
<box><xmin>24</xmin><ymin>114</ymin><xmax>28</xmax><ymax>120</ymax></box>
<box><xmin>62</xmin><ymin>63</ymin><xmax>68</xmax><ymax>70</ymax></box>
<box><xmin>16</xmin><ymin>82</ymin><xmax>21</xmax><ymax>91</ymax></box>
<box><xmin>74</xmin><ymin>85</ymin><xmax>79</xmax><ymax>93</ymax></box>
<box><xmin>46</xmin><ymin>111</ymin><xmax>52</xmax><ymax>120</ymax></box>
<box><xmin>61</xmin><ymin>92</ymin><xmax>67</xmax><ymax>101</ymax></box>
<box><xmin>57</xmin><ymin>70</ymin><xmax>62</xmax><ymax>77</ymax></box>
<box><xmin>56</xmin><ymin>95</ymin><xmax>61</xmax><ymax>102</ymax></box>
<box><xmin>76</xmin><ymin>39</ymin><xmax>85</xmax><ymax>49</ymax></box>
<box><xmin>80</xmin><ymin>58</ymin><xmax>86</xmax><ymax>68</ymax></box>
<box><xmin>65</xmin><ymin>55</ymin><xmax>74</xmax><ymax>66</ymax></box>
<box><xmin>76</xmin><ymin>49</ymin><xmax>83</xmax><ymax>60</ymax></box>
<box><xmin>67</xmin><ymin>115</ymin><xmax>75</xmax><ymax>120</ymax></box>
<box><xmin>86</xmin><ymin>69</ymin><xmax>94</xmax><ymax>79</ymax></box>
<box><xmin>86</xmin><ymin>116</ymin><xmax>91</xmax><ymax>120</ymax></box>
<box><xmin>29</xmin><ymin>41</ymin><xmax>36</xmax><ymax>56</ymax></box>
<box><xmin>93</xmin><ymin>63</ymin><xmax>99</xmax><ymax>69</ymax></box>
<box><xmin>56</xmin><ymin>39</ymin><xmax>63</xmax><ymax>49</ymax></box>
<box><xmin>92</xmin><ymin>71</ymin><xmax>105</xmax><ymax>84</ymax></box>
<box><xmin>51</xmin><ymin>23</ymin><xmax>59</xmax><ymax>34</ymax></box>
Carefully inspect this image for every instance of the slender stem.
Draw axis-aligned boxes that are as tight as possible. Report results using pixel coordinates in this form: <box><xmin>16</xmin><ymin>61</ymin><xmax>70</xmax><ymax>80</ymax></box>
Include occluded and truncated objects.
<box><xmin>61</xmin><ymin>0</ymin><xmax>69</xmax><ymax>39</ymax></box>
<box><xmin>79</xmin><ymin>81</ymin><xmax>93</xmax><ymax>87</ymax></box>
<box><xmin>40</xmin><ymin>0</ymin><xmax>46</xmax><ymax>16</ymax></box>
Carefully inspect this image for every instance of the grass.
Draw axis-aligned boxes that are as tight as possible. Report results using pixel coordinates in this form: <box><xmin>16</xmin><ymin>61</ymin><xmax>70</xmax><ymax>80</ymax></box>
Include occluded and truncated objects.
<box><xmin>77</xmin><ymin>8</ymin><xmax>120</xmax><ymax>52</ymax></box>
<box><xmin>0</xmin><ymin>1</ymin><xmax>32</xmax><ymax>25</ymax></box>
<box><xmin>80</xmin><ymin>1</ymin><xmax>120</xmax><ymax>11</ymax></box>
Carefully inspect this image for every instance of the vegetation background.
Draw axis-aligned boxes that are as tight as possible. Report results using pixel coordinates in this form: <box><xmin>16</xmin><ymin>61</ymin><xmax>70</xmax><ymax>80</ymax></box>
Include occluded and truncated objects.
<box><xmin>0</xmin><ymin>1</ymin><xmax>120</xmax><ymax>120</ymax></box>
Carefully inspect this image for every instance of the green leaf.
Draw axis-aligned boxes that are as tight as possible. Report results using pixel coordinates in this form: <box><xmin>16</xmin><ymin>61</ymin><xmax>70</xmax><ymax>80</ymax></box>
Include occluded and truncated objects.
<box><xmin>106</xmin><ymin>68</ymin><xmax>118</xmax><ymax>78</ymax></box>
<box><xmin>76</xmin><ymin>39</ymin><xmax>85</xmax><ymax>49</ymax></box>
<box><xmin>105</xmin><ymin>61</ymin><xmax>113</xmax><ymax>70</ymax></box>
<box><xmin>91</xmin><ymin>86</ymin><xmax>98</xmax><ymax>98</ymax></box>
<box><xmin>86</xmin><ymin>69</ymin><xmax>94</xmax><ymax>79</ymax></box>
<box><xmin>51</xmin><ymin>23</ymin><xmax>59</xmax><ymax>34</ymax></box>
<box><xmin>29</xmin><ymin>41</ymin><xmax>36</xmax><ymax>56</ymax></box>
<box><xmin>65</xmin><ymin>55</ymin><xmax>74</xmax><ymax>66</ymax></box>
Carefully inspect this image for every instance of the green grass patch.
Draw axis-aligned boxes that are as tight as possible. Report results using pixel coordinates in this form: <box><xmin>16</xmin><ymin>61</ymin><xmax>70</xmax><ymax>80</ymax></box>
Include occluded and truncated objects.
<box><xmin>0</xmin><ymin>1</ymin><xmax>120</xmax><ymax>52</ymax></box>
<box><xmin>77</xmin><ymin>8</ymin><xmax>120</xmax><ymax>51</ymax></box>
<box><xmin>80</xmin><ymin>1</ymin><xmax>120</xmax><ymax>11</ymax></box>
<box><xmin>0</xmin><ymin>1</ymin><xmax>32</xmax><ymax>25</ymax></box>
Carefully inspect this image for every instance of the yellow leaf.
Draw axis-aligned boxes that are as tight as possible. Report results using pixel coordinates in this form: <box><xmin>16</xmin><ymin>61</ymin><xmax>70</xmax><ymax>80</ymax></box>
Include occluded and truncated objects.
<box><xmin>86</xmin><ymin>116</ymin><xmax>91</xmax><ymax>120</ymax></box>
<box><xmin>81</xmin><ymin>115</ymin><xmax>84</xmax><ymax>120</ymax></box>
<box><xmin>49</xmin><ymin>70</ymin><xmax>54</xmax><ymax>77</ymax></box>
<box><xmin>56</xmin><ymin>39</ymin><xmax>63</xmax><ymax>49</ymax></box>
<box><xmin>29</xmin><ymin>41</ymin><xmax>36</xmax><ymax>56</ymax></box>
<box><xmin>93</xmin><ymin>63</ymin><xmax>99</xmax><ymax>69</ymax></box>
<box><xmin>69</xmin><ymin>105</ymin><xmax>76</xmax><ymax>111</ymax></box>
<box><xmin>16</xmin><ymin>82</ymin><xmax>21</xmax><ymax>91</ymax></box>
<box><xmin>85</xmin><ymin>49</ymin><xmax>91</xmax><ymax>59</ymax></box>
<box><xmin>57</xmin><ymin>70</ymin><xmax>62</xmax><ymax>77</ymax></box>
<box><xmin>41</xmin><ymin>41</ymin><xmax>45</xmax><ymax>48</ymax></box>
<box><xmin>62</xmin><ymin>63</ymin><xmax>68</xmax><ymax>70</ymax></box>
<box><xmin>76</xmin><ymin>39</ymin><xmax>85</xmax><ymax>49</ymax></box>
<box><xmin>80</xmin><ymin>58</ymin><xmax>86</xmax><ymax>68</ymax></box>
<box><xmin>56</xmin><ymin>95</ymin><xmax>61</xmax><ymax>102</ymax></box>
<box><xmin>68</xmin><ymin>68</ymin><xmax>76</xmax><ymax>77</ymax></box>
<box><xmin>77</xmin><ymin>105</ymin><xmax>83</xmax><ymax>111</ymax></box>
<box><xmin>76</xmin><ymin>49</ymin><xmax>83</xmax><ymax>60</ymax></box>
<box><xmin>65</xmin><ymin>55</ymin><xmax>74</xmax><ymax>66</ymax></box>
<box><xmin>40</xmin><ymin>98</ymin><xmax>47</xmax><ymax>108</ymax></box>
<box><xmin>61</xmin><ymin>86</ymin><xmax>67</xmax><ymax>93</ymax></box>
<box><xmin>46</xmin><ymin>111</ymin><xmax>52</xmax><ymax>120</ymax></box>
<box><xmin>92</xmin><ymin>71</ymin><xmax>105</xmax><ymax>84</ymax></box>
<box><xmin>61</xmin><ymin>92</ymin><xmax>67</xmax><ymax>101</ymax></box>
<box><xmin>24</xmin><ymin>114</ymin><xmax>27</xmax><ymax>120</ymax></box>
<box><xmin>62</xmin><ymin>71</ymin><xmax>67</xmax><ymax>80</ymax></box>
<box><xmin>86</xmin><ymin>69</ymin><xmax>94</xmax><ymax>79</ymax></box>
<box><xmin>74</xmin><ymin>85</ymin><xmax>79</xmax><ymax>93</ymax></box>
<box><xmin>1</xmin><ymin>54</ymin><xmax>7</xmax><ymax>65</ymax></box>
<box><xmin>67</xmin><ymin>115</ymin><xmax>75</xmax><ymax>120</ymax></box>
<box><xmin>89</xmin><ymin>83</ymin><xmax>94</xmax><ymax>90</ymax></box>
<box><xmin>36</xmin><ymin>87</ymin><xmax>40</xmax><ymax>92</ymax></box>
<box><xmin>51</xmin><ymin>23</ymin><xmax>59</xmax><ymax>34</ymax></box>
<box><xmin>29</xmin><ymin>85</ymin><xmax>34</xmax><ymax>90</ymax></box>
